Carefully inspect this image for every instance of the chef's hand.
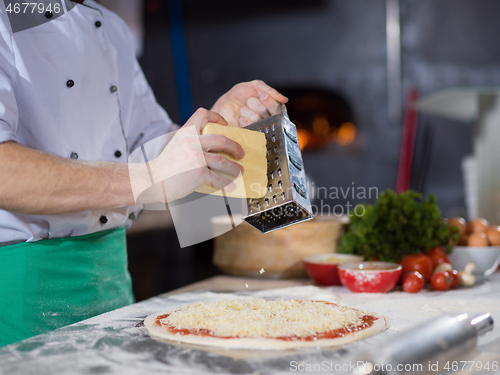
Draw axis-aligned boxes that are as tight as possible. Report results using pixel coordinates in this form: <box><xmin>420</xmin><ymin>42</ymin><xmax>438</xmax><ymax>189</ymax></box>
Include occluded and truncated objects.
<box><xmin>211</xmin><ymin>80</ymin><xmax>288</xmax><ymax>127</ymax></box>
<box><xmin>143</xmin><ymin>108</ymin><xmax>244</xmax><ymax>203</ymax></box>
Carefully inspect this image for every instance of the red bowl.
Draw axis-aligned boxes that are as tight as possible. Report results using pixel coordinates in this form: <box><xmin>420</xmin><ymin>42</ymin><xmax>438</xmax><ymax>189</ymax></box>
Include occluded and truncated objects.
<box><xmin>303</xmin><ymin>254</ymin><xmax>364</xmax><ymax>285</ymax></box>
<box><xmin>338</xmin><ymin>262</ymin><xmax>402</xmax><ymax>293</ymax></box>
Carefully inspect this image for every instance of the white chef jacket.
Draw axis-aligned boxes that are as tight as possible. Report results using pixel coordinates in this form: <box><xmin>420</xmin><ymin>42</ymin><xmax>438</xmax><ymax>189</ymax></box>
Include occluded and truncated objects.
<box><xmin>0</xmin><ymin>0</ymin><xmax>175</xmax><ymax>245</ymax></box>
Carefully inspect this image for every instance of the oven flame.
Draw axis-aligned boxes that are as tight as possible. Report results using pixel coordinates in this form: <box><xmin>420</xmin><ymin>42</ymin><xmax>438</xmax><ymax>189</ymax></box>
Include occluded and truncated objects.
<box><xmin>335</xmin><ymin>122</ymin><xmax>356</xmax><ymax>146</ymax></box>
<box><xmin>312</xmin><ymin>115</ymin><xmax>330</xmax><ymax>136</ymax></box>
<box><xmin>297</xmin><ymin>129</ymin><xmax>310</xmax><ymax>150</ymax></box>
<box><xmin>296</xmin><ymin>121</ymin><xmax>357</xmax><ymax>150</ymax></box>
<box><xmin>277</xmin><ymin>88</ymin><xmax>356</xmax><ymax>150</ymax></box>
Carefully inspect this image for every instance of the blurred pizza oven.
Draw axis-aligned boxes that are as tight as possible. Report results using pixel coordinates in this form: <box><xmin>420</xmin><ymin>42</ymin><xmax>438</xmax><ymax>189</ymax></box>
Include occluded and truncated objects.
<box><xmin>278</xmin><ymin>87</ymin><xmax>357</xmax><ymax>151</ymax></box>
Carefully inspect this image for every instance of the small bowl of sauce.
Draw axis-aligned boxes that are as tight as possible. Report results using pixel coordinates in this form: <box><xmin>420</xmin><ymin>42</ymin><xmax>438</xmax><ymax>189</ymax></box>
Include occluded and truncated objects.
<box><xmin>337</xmin><ymin>262</ymin><xmax>402</xmax><ymax>293</ymax></box>
<box><xmin>303</xmin><ymin>254</ymin><xmax>364</xmax><ymax>286</ymax></box>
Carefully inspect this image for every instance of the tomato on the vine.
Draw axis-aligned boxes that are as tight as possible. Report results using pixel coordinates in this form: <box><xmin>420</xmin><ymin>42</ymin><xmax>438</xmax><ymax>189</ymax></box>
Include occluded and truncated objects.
<box><xmin>430</xmin><ymin>271</ymin><xmax>451</xmax><ymax>291</ymax></box>
<box><xmin>425</xmin><ymin>246</ymin><xmax>450</xmax><ymax>268</ymax></box>
<box><xmin>401</xmin><ymin>271</ymin><xmax>425</xmax><ymax>293</ymax></box>
<box><xmin>399</xmin><ymin>253</ymin><xmax>433</xmax><ymax>282</ymax></box>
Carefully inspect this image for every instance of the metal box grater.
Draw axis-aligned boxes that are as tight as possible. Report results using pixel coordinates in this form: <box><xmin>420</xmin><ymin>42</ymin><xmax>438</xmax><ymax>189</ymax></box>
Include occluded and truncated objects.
<box><xmin>242</xmin><ymin>105</ymin><xmax>313</xmax><ymax>233</ymax></box>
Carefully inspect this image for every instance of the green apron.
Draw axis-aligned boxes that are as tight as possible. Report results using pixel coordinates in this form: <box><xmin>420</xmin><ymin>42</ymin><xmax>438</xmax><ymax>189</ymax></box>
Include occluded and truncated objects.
<box><xmin>0</xmin><ymin>227</ymin><xmax>134</xmax><ymax>347</ymax></box>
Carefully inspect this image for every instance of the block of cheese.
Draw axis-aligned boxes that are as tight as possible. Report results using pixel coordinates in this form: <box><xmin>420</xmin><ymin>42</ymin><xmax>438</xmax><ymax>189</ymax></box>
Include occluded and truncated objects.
<box><xmin>195</xmin><ymin>123</ymin><xmax>268</xmax><ymax>198</ymax></box>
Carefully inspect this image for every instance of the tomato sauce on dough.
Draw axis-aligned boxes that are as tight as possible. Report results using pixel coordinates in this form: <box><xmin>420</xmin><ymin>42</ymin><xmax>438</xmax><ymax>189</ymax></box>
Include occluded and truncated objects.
<box><xmin>154</xmin><ymin>313</ymin><xmax>377</xmax><ymax>341</ymax></box>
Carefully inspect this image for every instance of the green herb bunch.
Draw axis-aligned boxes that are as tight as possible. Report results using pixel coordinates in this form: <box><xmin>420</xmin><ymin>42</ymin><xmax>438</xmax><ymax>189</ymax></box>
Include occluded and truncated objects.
<box><xmin>338</xmin><ymin>189</ymin><xmax>459</xmax><ymax>263</ymax></box>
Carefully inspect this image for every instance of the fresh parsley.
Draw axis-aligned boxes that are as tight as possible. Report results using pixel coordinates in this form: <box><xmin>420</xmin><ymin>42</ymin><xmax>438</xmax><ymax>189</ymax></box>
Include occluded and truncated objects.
<box><xmin>338</xmin><ymin>189</ymin><xmax>459</xmax><ymax>263</ymax></box>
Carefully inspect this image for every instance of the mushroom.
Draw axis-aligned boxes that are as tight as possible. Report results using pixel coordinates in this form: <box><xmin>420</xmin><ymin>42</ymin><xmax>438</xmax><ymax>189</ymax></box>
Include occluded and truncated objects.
<box><xmin>433</xmin><ymin>263</ymin><xmax>453</xmax><ymax>274</ymax></box>
<box><xmin>458</xmin><ymin>263</ymin><xmax>476</xmax><ymax>287</ymax></box>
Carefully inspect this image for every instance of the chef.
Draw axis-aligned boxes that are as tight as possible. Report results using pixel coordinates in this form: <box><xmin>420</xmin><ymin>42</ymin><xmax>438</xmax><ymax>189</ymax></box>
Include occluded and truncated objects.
<box><xmin>0</xmin><ymin>0</ymin><xmax>287</xmax><ymax>346</ymax></box>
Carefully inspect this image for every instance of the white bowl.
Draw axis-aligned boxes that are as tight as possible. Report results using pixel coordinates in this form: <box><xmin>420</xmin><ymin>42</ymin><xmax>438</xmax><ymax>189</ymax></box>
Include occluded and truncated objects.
<box><xmin>448</xmin><ymin>246</ymin><xmax>500</xmax><ymax>277</ymax></box>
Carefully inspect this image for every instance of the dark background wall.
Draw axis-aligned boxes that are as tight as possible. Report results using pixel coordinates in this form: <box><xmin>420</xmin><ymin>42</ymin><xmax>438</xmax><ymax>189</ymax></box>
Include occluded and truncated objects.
<box><xmin>140</xmin><ymin>0</ymin><xmax>500</xmax><ymax>217</ymax></box>
<box><xmin>129</xmin><ymin>0</ymin><xmax>500</xmax><ymax>299</ymax></box>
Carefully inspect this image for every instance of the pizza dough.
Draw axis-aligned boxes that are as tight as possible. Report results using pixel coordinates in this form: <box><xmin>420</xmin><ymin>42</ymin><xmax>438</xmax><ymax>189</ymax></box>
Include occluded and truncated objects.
<box><xmin>144</xmin><ymin>299</ymin><xmax>388</xmax><ymax>350</ymax></box>
<box><xmin>195</xmin><ymin>123</ymin><xmax>268</xmax><ymax>199</ymax></box>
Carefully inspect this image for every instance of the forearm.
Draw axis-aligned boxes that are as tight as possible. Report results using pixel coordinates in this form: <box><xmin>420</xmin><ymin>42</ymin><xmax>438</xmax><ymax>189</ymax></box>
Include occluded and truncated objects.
<box><xmin>0</xmin><ymin>142</ymin><xmax>142</xmax><ymax>215</ymax></box>
<box><xmin>0</xmin><ymin>109</ymin><xmax>246</xmax><ymax>215</ymax></box>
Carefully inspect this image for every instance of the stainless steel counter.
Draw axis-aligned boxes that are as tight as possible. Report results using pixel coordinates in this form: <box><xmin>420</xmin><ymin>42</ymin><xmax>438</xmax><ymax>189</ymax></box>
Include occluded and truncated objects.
<box><xmin>1</xmin><ymin>275</ymin><xmax>500</xmax><ymax>375</ymax></box>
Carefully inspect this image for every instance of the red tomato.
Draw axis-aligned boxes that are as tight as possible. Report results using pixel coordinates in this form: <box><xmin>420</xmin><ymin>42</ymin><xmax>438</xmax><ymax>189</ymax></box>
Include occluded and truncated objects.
<box><xmin>425</xmin><ymin>246</ymin><xmax>450</xmax><ymax>269</ymax></box>
<box><xmin>399</xmin><ymin>253</ymin><xmax>433</xmax><ymax>282</ymax></box>
<box><xmin>430</xmin><ymin>271</ymin><xmax>451</xmax><ymax>291</ymax></box>
<box><xmin>448</xmin><ymin>270</ymin><xmax>459</xmax><ymax>289</ymax></box>
<box><xmin>402</xmin><ymin>272</ymin><xmax>425</xmax><ymax>293</ymax></box>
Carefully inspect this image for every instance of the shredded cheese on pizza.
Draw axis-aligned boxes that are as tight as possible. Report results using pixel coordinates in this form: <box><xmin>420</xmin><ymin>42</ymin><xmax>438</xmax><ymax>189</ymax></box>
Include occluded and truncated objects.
<box><xmin>159</xmin><ymin>299</ymin><xmax>365</xmax><ymax>339</ymax></box>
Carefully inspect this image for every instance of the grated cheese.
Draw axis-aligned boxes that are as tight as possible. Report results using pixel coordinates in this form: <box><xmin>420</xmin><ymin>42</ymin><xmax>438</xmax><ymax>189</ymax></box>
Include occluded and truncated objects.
<box><xmin>159</xmin><ymin>299</ymin><xmax>365</xmax><ymax>339</ymax></box>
